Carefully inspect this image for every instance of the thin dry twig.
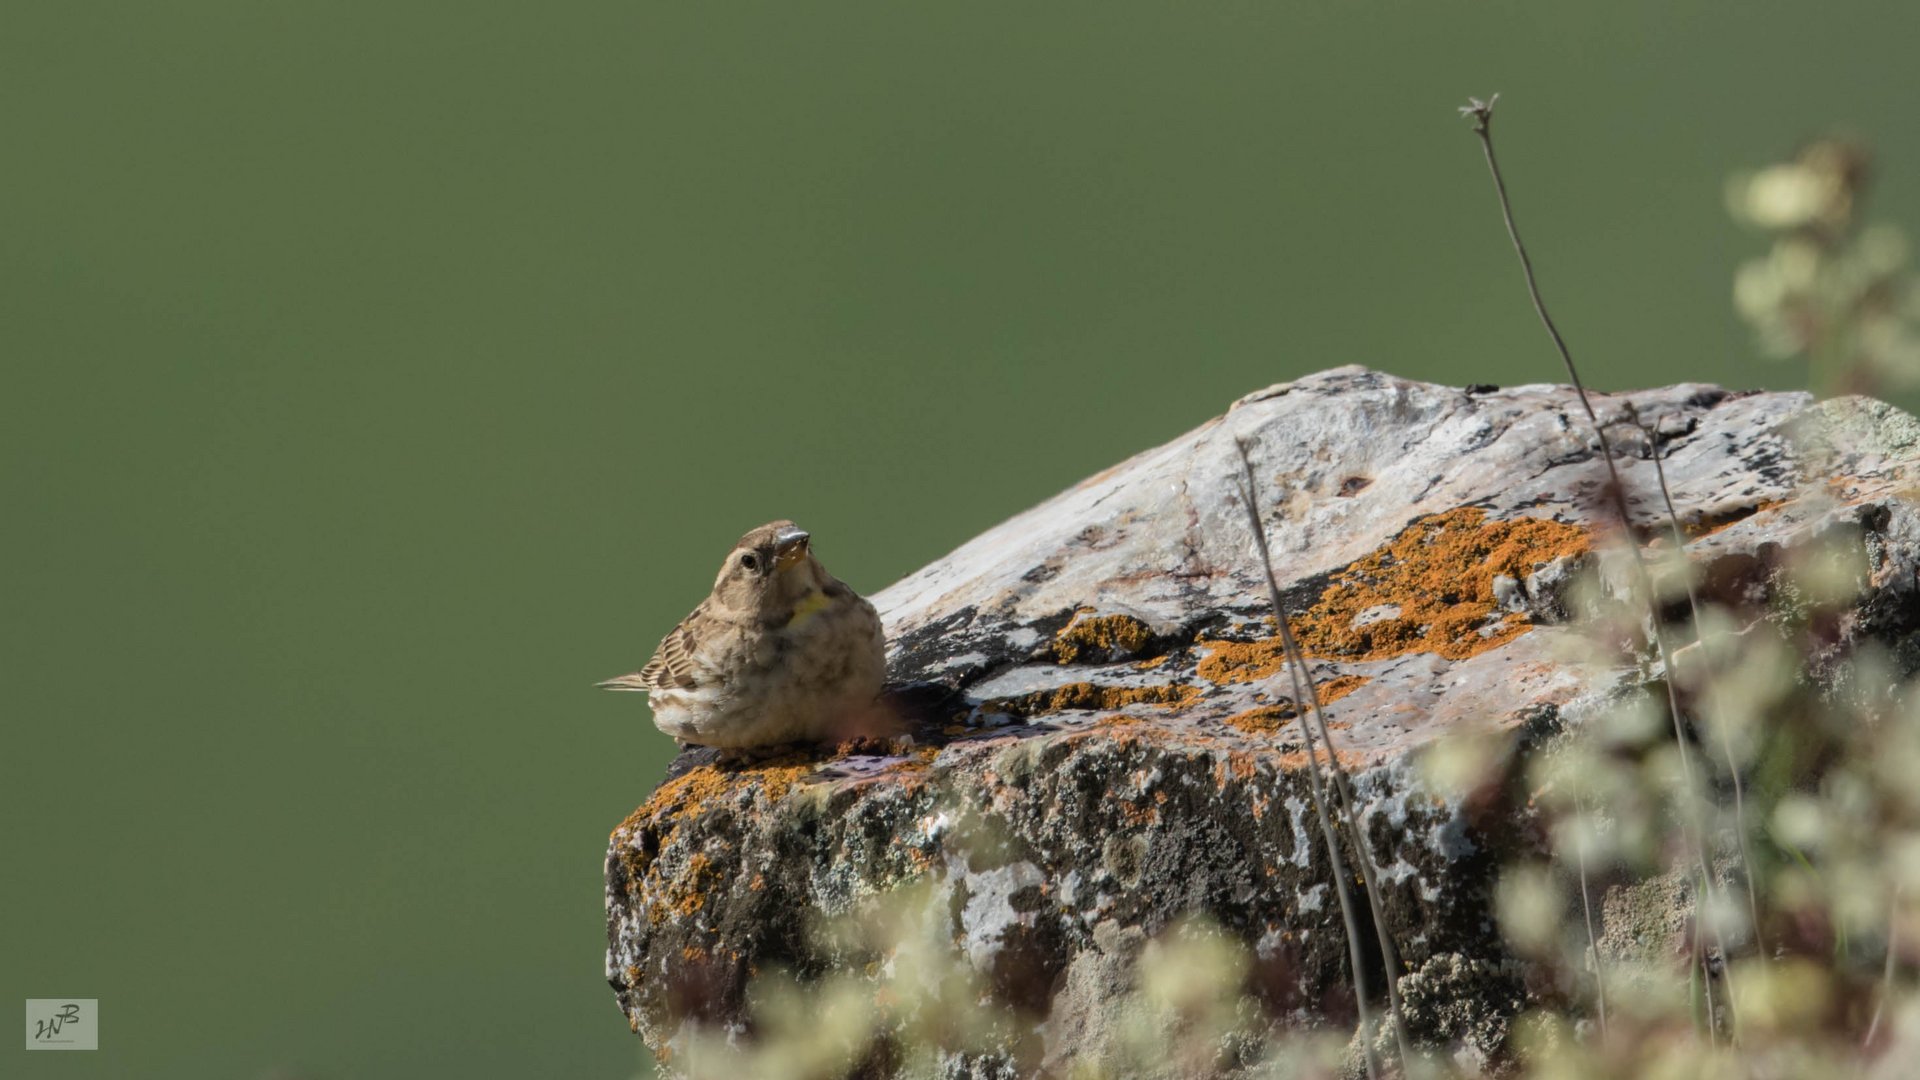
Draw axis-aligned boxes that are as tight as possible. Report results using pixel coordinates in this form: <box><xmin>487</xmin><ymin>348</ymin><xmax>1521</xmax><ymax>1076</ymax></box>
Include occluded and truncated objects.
<box><xmin>1290</xmin><ymin>634</ymin><xmax>1416</xmax><ymax>1066</ymax></box>
<box><xmin>1461</xmin><ymin>93</ymin><xmax>1740</xmax><ymax>1037</ymax></box>
<box><xmin>1234</xmin><ymin>438</ymin><xmax>1413</xmax><ymax>1069</ymax></box>
<box><xmin>1287</xmin><ymin>647</ymin><xmax>1386</xmax><ymax>1080</ymax></box>
<box><xmin>1866</xmin><ymin>887</ymin><xmax>1901</xmax><ymax>1050</ymax></box>
<box><xmin>1694</xmin><ymin>871</ymin><xmax>1720</xmax><ymax>1049</ymax></box>
<box><xmin>1571</xmin><ymin>791</ymin><xmax>1610</xmax><ymax>1038</ymax></box>
<box><xmin>1230</xmin><ymin>452</ymin><xmax>1382</xmax><ymax>1080</ymax></box>
<box><xmin>1631</xmin><ymin>403</ymin><xmax>1768</xmax><ymax>964</ymax></box>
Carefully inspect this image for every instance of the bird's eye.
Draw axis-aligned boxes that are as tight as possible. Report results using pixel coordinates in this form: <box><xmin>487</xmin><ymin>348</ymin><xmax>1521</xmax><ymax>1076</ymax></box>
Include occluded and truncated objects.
<box><xmin>738</xmin><ymin>553</ymin><xmax>759</xmax><ymax>572</ymax></box>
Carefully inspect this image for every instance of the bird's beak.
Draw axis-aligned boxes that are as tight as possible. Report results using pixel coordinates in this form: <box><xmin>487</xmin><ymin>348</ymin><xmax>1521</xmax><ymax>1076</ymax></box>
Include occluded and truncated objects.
<box><xmin>772</xmin><ymin>526</ymin><xmax>811</xmax><ymax>571</ymax></box>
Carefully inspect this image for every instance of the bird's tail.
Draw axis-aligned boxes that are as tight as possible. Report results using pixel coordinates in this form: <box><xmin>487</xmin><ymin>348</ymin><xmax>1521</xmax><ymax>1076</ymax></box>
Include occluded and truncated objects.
<box><xmin>596</xmin><ymin>672</ymin><xmax>652</xmax><ymax>692</ymax></box>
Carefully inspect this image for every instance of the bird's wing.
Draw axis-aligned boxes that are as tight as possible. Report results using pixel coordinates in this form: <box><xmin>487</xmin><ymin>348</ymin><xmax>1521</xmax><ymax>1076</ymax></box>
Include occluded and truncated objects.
<box><xmin>637</xmin><ymin>615</ymin><xmax>704</xmax><ymax>690</ymax></box>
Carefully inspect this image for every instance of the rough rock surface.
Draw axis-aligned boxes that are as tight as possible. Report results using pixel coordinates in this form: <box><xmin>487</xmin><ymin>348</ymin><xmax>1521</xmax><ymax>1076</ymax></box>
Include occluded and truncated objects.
<box><xmin>605</xmin><ymin>367</ymin><xmax>1920</xmax><ymax>1073</ymax></box>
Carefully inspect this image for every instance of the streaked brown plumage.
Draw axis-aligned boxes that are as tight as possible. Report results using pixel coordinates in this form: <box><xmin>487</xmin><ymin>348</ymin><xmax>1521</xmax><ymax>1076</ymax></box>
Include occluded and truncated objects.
<box><xmin>598</xmin><ymin>521</ymin><xmax>887</xmax><ymax>749</ymax></box>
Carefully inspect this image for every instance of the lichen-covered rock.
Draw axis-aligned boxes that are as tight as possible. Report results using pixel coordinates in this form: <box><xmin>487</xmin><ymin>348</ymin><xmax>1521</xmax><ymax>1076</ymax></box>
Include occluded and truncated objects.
<box><xmin>605</xmin><ymin>367</ymin><xmax>1920</xmax><ymax>1074</ymax></box>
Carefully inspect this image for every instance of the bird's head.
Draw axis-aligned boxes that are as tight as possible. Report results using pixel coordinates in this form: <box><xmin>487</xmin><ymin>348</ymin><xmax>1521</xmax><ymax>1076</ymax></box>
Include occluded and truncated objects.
<box><xmin>710</xmin><ymin>519</ymin><xmax>824</xmax><ymax>618</ymax></box>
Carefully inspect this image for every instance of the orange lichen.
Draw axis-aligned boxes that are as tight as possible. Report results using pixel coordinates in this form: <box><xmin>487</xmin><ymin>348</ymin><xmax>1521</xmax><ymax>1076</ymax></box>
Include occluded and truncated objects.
<box><xmin>1222</xmin><ymin>704</ymin><xmax>1298</xmax><ymax>735</ymax></box>
<box><xmin>1219</xmin><ymin>675</ymin><xmax>1369</xmax><ymax>734</ymax></box>
<box><xmin>886</xmin><ymin>745</ymin><xmax>942</xmax><ymax>775</ymax></box>
<box><xmin>1274</xmin><ymin>747</ymin><xmax>1373</xmax><ymax>772</ymax></box>
<box><xmin>657</xmin><ymin>852</ymin><xmax>721</xmax><ymax>923</ymax></box>
<box><xmin>616</xmin><ymin>767</ymin><xmax>730</xmax><ymax>838</ymax></box>
<box><xmin>831</xmin><ymin>733</ymin><xmax>920</xmax><ymax>758</ymax></box>
<box><xmin>615</xmin><ymin>759</ymin><xmax>814</xmax><ymax>839</ymax></box>
<box><xmin>1295</xmin><ymin>508</ymin><xmax>1587</xmax><ymax>661</ymax></box>
<box><xmin>1198</xmin><ymin>508</ymin><xmax>1588</xmax><ymax>676</ymax></box>
<box><xmin>613</xmin><ymin>759</ymin><xmax>817</xmax><ymax>927</ymax></box>
<box><xmin>1052</xmin><ymin>612</ymin><xmax>1156</xmax><ymax>664</ymax></box>
<box><xmin>750</xmin><ymin>763</ymin><xmax>812</xmax><ymax>803</ymax></box>
<box><xmin>1078</xmin><ymin>715</ymin><xmax>1178</xmax><ymax>747</ymax></box>
<box><xmin>1684</xmin><ymin>499</ymin><xmax>1784</xmax><ymax>539</ymax></box>
<box><xmin>1315</xmin><ymin>674</ymin><xmax>1369</xmax><ymax>705</ymax></box>
<box><xmin>988</xmin><ymin>681</ymin><xmax>1199</xmax><ymax>717</ymax></box>
<box><xmin>1196</xmin><ymin>638</ymin><xmax>1289</xmax><ymax>685</ymax></box>
<box><xmin>872</xmin><ymin>747</ymin><xmax>943</xmax><ymax>797</ymax></box>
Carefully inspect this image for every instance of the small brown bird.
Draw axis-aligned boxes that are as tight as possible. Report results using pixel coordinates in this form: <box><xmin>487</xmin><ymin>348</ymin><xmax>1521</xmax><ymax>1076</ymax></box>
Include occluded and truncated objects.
<box><xmin>598</xmin><ymin>521</ymin><xmax>887</xmax><ymax>749</ymax></box>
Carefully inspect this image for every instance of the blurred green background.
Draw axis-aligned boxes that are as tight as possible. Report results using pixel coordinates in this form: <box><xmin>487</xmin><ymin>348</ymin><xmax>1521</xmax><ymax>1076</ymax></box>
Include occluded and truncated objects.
<box><xmin>5</xmin><ymin>1</ymin><xmax>1918</xmax><ymax>1076</ymax></box>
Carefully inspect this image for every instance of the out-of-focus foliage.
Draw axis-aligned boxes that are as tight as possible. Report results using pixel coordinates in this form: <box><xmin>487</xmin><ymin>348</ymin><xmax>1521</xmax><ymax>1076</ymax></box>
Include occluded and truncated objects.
<box><xmin>1730</xmin><ymin>140</ymin><xmax>1920</xmax><ymax>395</ymax></box>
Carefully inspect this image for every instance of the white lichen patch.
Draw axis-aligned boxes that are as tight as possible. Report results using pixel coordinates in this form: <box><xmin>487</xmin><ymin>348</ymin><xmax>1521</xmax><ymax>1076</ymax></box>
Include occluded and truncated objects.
<box><xmin>954</xmin><ymin>859</ymin><xmax>1046</xmax><ymax>968</ymax></box>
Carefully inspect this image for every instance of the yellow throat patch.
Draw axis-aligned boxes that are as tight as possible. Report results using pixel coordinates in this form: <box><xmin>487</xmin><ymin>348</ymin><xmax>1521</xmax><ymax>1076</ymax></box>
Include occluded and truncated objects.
<box><xmin>786</xmin><ymin>590</ymin><xmax>833</xmax><ymax>628</ymax></box>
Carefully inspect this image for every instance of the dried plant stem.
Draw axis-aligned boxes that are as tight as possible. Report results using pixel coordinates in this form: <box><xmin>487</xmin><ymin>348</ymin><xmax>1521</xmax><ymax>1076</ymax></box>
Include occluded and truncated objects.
<box><xmin>1694</xmin><ymin>871</ymin><xmax>1721</xmax><ymax>1048</ymax></box>
<box><xmin>1572</xmin><ymin>791</ymin><xmax>1610</xmax><ymax>1038</ymax></box>
<box><xmin>1461</xmin><ymin>94</ymin><xmax>1740</xmax><ymax>1035</ymax></box>
<box><xmin>1639</xmin><ymin>409</ymin><xmax>1768</xmax><ymax>964</ymax></box>
<box><xmin>1235</xmin><ymin>440</ymin><xmax>1413</xmax><ymax>1070</ymax></box>
<box><xmin>1286</xmin><ymin>649</ymin><xmax>1384</xmax><ymax>1080</ymax></box>
<box><xmin>1291</xmin><ymin>644</ymin><xmax>1415</xmax><ymax>1065</ymax></box>
<box><xmin>1231</xmin><ymin>455</ymin><xmax>1381</xmax><ymax>1080</ymax></box>
<box><xmin>1866</xmin><ymin>886</ymin><xmax>1901</xmax><ymax>1050</ymax></box>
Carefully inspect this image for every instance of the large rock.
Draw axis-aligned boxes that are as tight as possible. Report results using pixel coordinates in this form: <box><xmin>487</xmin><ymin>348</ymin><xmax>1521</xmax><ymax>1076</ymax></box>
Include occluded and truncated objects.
<box><xmin>604</xmin><ymin>367</ymin><xmax>1920</xmax><ymax>1073</ymax></box>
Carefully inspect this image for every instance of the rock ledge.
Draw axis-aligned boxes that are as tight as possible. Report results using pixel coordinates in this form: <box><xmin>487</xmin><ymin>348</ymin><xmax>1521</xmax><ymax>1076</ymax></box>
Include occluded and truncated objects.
<box><xmin>605</xmin><ymin>367</ymin><xmax>1920</xmax><ymax>1072</ymax></box>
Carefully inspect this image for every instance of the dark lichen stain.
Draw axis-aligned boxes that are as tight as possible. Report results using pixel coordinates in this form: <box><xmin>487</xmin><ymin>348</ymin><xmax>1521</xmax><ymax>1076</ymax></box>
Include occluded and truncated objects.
<box><xmin>1197</xmin><ymin>507</ymin><xmax>1590</xmax><ymax>678</ymax></box>
<box><xmin>1021</xmin><ymin>561</ymin><xmax>1062</xmax><ymax>584</ymax></box>
<box><xmin>885</xmin><ymin>605</ymin><xmax>982</xmax><ymax>683</ymax></box>
<box><xmin>1103</xmin><ymin>833</ymin><xmax>1148</xmax><ymax>886</ymax></box>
